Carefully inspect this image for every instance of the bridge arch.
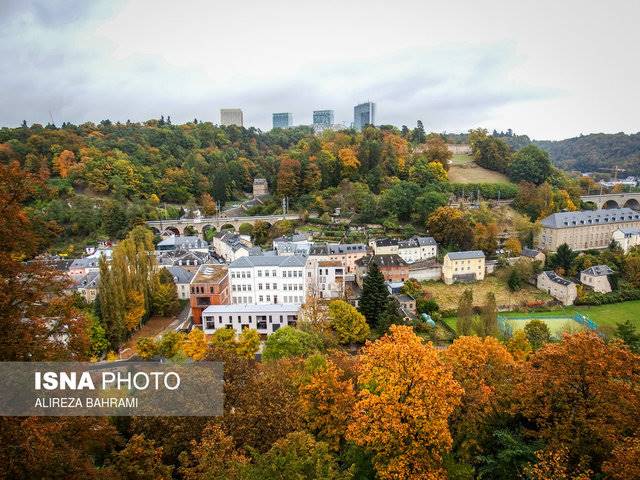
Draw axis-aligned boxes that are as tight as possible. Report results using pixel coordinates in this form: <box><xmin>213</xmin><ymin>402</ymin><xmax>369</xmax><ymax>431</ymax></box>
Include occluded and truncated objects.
<box><xmin>220</xmin><ymin>223</ymin><xmax>236</xmax><ymax>231</ymax></box>
<box><xmin>163</xmin><ymin>226</ymin><xmax>180</xmax><ymax>236</ymax></box>
<box><xmin>624</xmin><ymin>198</ymin><xmax>640</xmax><ymax>211</ymax></box>
<box><xmin>582</xmin><ymin>201</ymin><xmax>597</xmax><ymax>211</ymax></box>
<box><xmin>149</xmin><ymin>226</ymin><xmax>161</xmax><ymax>235</ymax></box>
<box><xmin>603</xmin><ymin>199</ymin><xmax>620</xmax><ymax>209</ymax></box>
<box><xmin>183</xmin><ymin>225</ymin><xmax>197</xmax><ymax>236</ymax></box>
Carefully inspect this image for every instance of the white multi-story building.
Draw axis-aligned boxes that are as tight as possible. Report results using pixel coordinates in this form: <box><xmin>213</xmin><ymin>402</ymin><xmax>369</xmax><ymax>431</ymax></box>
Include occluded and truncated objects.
<box><xmin>369</xmin><ymin>236</ymin><xmax>437</xmax><ymax>263</ymax></box>
<box><xmin>306</xmin><ymin>260</ymin><xmax>345</xmax><ymax>299</ymax></box>
<box><xmin>307</xmin><ymin>243</ymin><xmax>368</xmax><ymax>278</ymax></box>
<box><xmin>612</xmin><ymin>228</ymin><xmax>640</xmax><ymax>253</ymax></box>
<box><xmin>157</xmin><ymin>235</ymin><xmax>208</xmax><ymax>253</ymax></box>
<box><xmin>201</xmin><ymin>303</ymin><xmax>300</xmax><ymax>335</ymax></box>
<box><xmin>228</xmin><ymin>255</ymin><xmax>307</xmax><ymax>305</ymax></box>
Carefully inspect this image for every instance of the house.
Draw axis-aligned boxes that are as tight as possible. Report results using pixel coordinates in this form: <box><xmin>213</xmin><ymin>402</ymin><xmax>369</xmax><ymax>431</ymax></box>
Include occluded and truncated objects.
<box><xmin>73</xmin><ymin>271</ymin><xmax>100</xmax><ymax>303</ymax></box>
<box><xmin>252</xmin><ymin>178</ymin><xmax>269</xmax><ymax>198</ymax></box>
<box><xmin>408</xmin><ymin>258</ymin><xmax>442</xmax><ymax>281</ymax></box>
<box><xmin>580</xmin><ymin>265</ymin><xmax>614</xmax><ymax>294</ymax></box>
<box><xmin>537</xmin><ymin>271</ymin><xmax>577</xmax><ymax>306</ymax></box>
<box><xmin>521</xmin><ymin>247</ymin><xmax>546</xmax><ymax>263</ymax></box>
<box><xmin>228</xmin><ymin>255</ymin><xmax>307</xmax><ymax>305</ymax></box>
<box><xmin>307</xmin><ymin>243</ymin><xmax>368</xmax><ymax>277</ymax></box>
<box><xmin>157</xmin><ymin>250</ymin><xmax>216</xmax><ymax>272</ymax></box>
<box><xmin>157</xmin><ymin>235</ymin><xmax>208</xmax><ymax>253</ymax></box>
<box><xmin>306</xmin><ymin>260</ymin><xmax>345</xmax><ymax>299</ymax></box>
<box><xmin>442</xmin><ymin>251</ymin><xmax>485</xmax><ymax>285</ymax></box>
<box><xmin>67</xmin><ymin>256</ymin><xmax>102</xmax><ymax>281</ymax></box>
<box><xmin>189</xmin><ymin>265</ymin><xmax>229</xmax><ymax>326</ymax></box>
<box><xmin>355</xmin><ymin>254</ymin><xmax>409</xmax><ymax>286</ymax></box>
<box><xmin>612</xmin><ymin>228</ymin><xmax>640</xmax><ymax>253</ymax></box>
<box><xmin>538</xmin><ymin>208</ymin><xmax>640</xmax><ymax>251</ymax></box>
<box><xmin>369</xmin><ymin>236</ymin><xmax>437</xmax><ymax>263</ymax></box>
<box><xmin>164</xmin><ymin>265</ymin><xmax>195</xmax><ymax>300</ymax></box>
<box><xmin>212</xmin><ymin>231</ymin><xmax>254</xmax><ymax>262</ymax></box>
<box><xmin>273</xmin><ymin>233</ymin><xmax>313</xmax><ymax>256</ymax></box>
<box><xmin>201</xmin><ymin>303</ymin><xmax>299</xmax><ymax>336</ymax></box>
<box><xmin>392</xmin><ymin>293</ymin><xmax>417</xmax><ymax>317</ymax></box>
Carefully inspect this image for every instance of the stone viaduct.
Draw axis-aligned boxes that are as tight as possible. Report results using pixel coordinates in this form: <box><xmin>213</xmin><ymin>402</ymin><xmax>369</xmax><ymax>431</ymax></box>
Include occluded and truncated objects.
<box><xmin>146</xmin><ymin>213</ymin><xmax>302</xmax><ymax>236</ymax></box>
<box><xmin>579</xmin><ymin>193</ymin><xmax>640</xmax><ymax>210</ymax></box>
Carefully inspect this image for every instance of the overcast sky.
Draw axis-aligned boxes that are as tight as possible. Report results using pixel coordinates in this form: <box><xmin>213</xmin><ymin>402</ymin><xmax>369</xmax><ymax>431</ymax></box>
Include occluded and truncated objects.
<box><xmin>1</xmin><ymin>0</ymin><xmax>639</xmax><ymax>140</ymax></box>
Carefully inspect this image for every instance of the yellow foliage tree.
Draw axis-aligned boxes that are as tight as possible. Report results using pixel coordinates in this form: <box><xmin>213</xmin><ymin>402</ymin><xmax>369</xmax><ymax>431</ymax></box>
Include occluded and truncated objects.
<box><xmin>328</xmin><ymin>300</ymin><xmax>369</xmax><ymax>345</ymax></box>
<box><xmin>53</xmin><ymin>149</ymin><xmax>75</xmax><ymax>178</ymax></box>
<box><xmin>236</xmin><ymin>328</ymin><xmax>261</xmax><ymax>359</ymax></box>
<box><xmin>346</xmin><ymin>325</ymin><xmax>462</xmax><ymax>480</ymax></box>
<box><xmin>504</xmin><ymin>236</ymin><xmax>522</xmax><ymax>256</ymax></box>
<box><xmin>125</xmin><ymin>290</ymin><xmax>145</xmax><ymax>332</ymax></box>
<box><xmin>183</xmin><ymin>328</ymin><xmax>209</xmax><ymax>361</ymax></box>
<box><xmin>337</xmin><ymin>148</ymin><xmax>360</xmax><ymax>177</ymax></box>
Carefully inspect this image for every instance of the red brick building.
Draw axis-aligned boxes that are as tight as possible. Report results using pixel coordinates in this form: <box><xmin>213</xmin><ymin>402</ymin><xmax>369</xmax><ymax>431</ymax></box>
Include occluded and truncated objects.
<box><xmin>189</xmin><ymin>264</ymin><xmax>229</xmax><ymax>326</ymax></box>
<box><xmin>355</xmin><ymin>254</ymin><xmax>409</xmax><ymax>286</ymax></box>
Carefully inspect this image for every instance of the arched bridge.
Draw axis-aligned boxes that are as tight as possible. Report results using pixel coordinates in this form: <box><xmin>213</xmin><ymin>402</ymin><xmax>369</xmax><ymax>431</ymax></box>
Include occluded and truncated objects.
<box><xmin>580</xmin><ymin>193</ymin><xmax>640</xmax><ymax>211</ymax></box>
<box><xmin>146</xmin><ymin>213</ymin><xmax>302</xmax><ymax>236</ymax></box>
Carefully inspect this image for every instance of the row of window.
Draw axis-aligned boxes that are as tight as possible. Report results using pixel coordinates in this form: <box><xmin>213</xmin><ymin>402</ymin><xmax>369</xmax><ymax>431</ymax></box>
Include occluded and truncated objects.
<box><xmin>231</xmin><ymin>295</ymin><xmax>303</xmax><ymax>304</ymax></box>
<box><xmin>230</xmin><ymin>269</ymin><xmax>303</xmax><ymax>279</ymax></box>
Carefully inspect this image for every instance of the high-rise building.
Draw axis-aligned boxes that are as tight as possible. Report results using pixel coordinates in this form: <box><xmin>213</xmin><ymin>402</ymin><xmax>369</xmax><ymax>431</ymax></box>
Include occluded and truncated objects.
<box><xmin>354</xmin><ymin>102</ymin><xmax>375</xmax><ymax>131</ymax></box>
<box><xmin>272</xmin><ymin>112</ymin><xmax>293</xmax><ymax>129</ymax></box>
<box><xmin>313</xmin><ymin>110</ymin><xmax>334</xmax><ymax>127</ymax></box>
<box><xmin>220</xmin><ymin>108</ymin><xmax>243</xmax><ymax>127</ymax></box>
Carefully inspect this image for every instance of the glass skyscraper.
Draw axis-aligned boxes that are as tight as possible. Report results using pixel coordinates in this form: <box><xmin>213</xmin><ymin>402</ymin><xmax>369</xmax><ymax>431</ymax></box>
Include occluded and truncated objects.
<box><xmin>272</xmin><ymin>112</ymin><xmax>293</xmax><ymax>129</ymax></box>
<box><xmin>313</xmin><ymin>110</ymin><xmax>335</xmax><ymax>127</ymax></box>
<box><xmin>353</xmin><ymin>102</ymin><xmax>375</xmax><ymax>131</ymax></box>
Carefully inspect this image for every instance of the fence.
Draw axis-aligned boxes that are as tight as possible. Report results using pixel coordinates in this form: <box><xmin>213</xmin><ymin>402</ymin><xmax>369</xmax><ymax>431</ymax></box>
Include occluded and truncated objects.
<box><xmin>497</xmin><ymin>312</ymin><xmax>599</xmax><ymax>337</ymax></box>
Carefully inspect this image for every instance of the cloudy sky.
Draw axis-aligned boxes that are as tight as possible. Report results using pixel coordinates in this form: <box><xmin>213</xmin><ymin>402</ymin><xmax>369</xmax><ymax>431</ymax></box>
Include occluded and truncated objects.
<box><xmin>1</xmin><ymin>0</ymin><xmax>638</xmax><ymax>139</ymax></box>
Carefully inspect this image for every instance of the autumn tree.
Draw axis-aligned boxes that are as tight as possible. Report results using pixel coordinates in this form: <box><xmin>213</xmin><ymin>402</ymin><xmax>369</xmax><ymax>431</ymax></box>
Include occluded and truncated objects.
<box><xmin>151</xmin><ymin>268</ymin><xmax>179</xmax><ymax>317</ymax></box>
<box><xmin>262</xmin><ymin>326</ymin><xmax>320</xmax><ymax>361</ymax></box>
<box><xmin>299</xmin><ymin>358</ymin><xmax>356</xmax><ymax>452</ymax></box>
<box><xmin>515</xmin><ymin>332</ymin><xmax>640</xmax><ymax>474</ymax></box>
<box><xmin>276</xmin><ymin>154</ymin><xmax>301</xmax><ymax>198</ymax></box>
<box><xmin>200</xmin><ymin>192</ymin><xmax>217</xmax><ymax>215</ymax></box>
<box><xmin>427</xmin><ymin>206</ymin><xmax>474</xmax><ymax>250</ymax></box>
<box><xmin>506</xmin><ymin>329</ymin><xmax>532</xmax><ymax>361</ymax></box>
<box><xmin>52</xmin><ymin>149</ymin><xmax>75</xmax><ymax>178</ymax></box>
<box><xmin>441</xmin><ymin>336</ymin><xmax>515</xmax><ymax>463</ymax></box>
<box><xmin>236</xmin><ymin>328</ymin><xmax>260</xmax><ymax>359</ymax></box>
<box><xmin>328</xmin><ymin>300</ymin><xmax>370</xmax><ymax>345</ymax></box>
<box><xmin>524</xmin><ymin>319</ymin><xmax>551</xmax><ymax>350</ymax></box>
<box><xmin>504</xmin><ymin>236</ymin><xmax>522</xmax><ymax>256</ymax></box>
<box><xmin>476</xmin><ymin>292</ymin><xmax>499</xmax><ymax>338</ymax></box>
<box><xmin>182</xmin><ymin>328</ymin><xmax>209</xmax><ymax>361</ymax></box>
<box><xmin>108</xmin><ymin>434</ymin><xmax>173</xmax><ymax>480</ymax></box>
<box><xmin>337</xmin><ymin>147</ymin><xmax>360</xmax><ymax>178</ymax></box>
<box><xmin>423</xmin><ymin>133</ymin><xmax>452</xmax><ymax>170</ymax></box>
<box><xmin>347</xmin><ymin>325</ymin><xmax>463</xmax><ymax>480</ymax></box>
<box><xmin>602</xmin><ymin>435</ymin><xmax>640</xmax><ymax>480</ymax></box>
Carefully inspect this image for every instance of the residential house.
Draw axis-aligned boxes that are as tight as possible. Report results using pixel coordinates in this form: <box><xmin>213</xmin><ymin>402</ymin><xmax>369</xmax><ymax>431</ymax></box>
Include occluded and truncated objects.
<box><xmin>355</xmin><ymin>254</ymin><xmax>409</xmax><ymax>286</ymax></box>
<box><xmin>370</xmin><ymin>236</ymin><xmax>437</xmax><ymax>263</ymax></box>
<box><xmin>157</xmin><ymin>235</ymin><xmax>208</xmax><ymax>253</ymax></box>
<box><xmin>307</xmin><ymin>243</ymin><xmax>368</xmax><ymax>278</ymax></box>
<box><xmin>521</xmin><ymin>247</ymin><xmax>546</xmax><ymax>263</ymax></box>
<box><xmin>580</xmin><ymin>265</ymin><xmax>614</xmax><ymax>294</ymax></box>
<box><xmin>164</xmin><ymin>265</ymin><xmax>195</xmax><ymax>300</ymax></box>
<box><xmin>73</xmin><ymin>271</ymin><xmax>100</xmax><ymax>303</ymax></box>
<box><xmin>68</xmin><ymin>256</ymin><xmax>102</xmax><ymax>281</ymax></box>
<box><xmin>212</xmin><ymin>231</ymin><xmax>254</xmax><ymax>262</ymax></box>
<box><xmin>189</xmin><ymin>264</ymin><xmax>229</xmax><ymax>326</ymax></box>
<box><xmin>306</xmin><ymin>260</ymin><xmax>345</xmax><ymax>299</ymax></box>
<box><xmin>537</xmin><ymin>271</ymin><xmax>577</xmax><ymax>306</ymax></box>
<box><xmin>157</xmin><ymin>250</ymin><xmax>216</xmax><ymax>272</ymax></box>
<box><xmin>442</xmin><ymin>251</ymin><xmax>486</xmax><ymax>285</ymax></box>
<box><xmin>273</xmin><ymin>233</ymin><xmax>313</xmax><ymax>256</ymax></box>
<box><xmin>612</xmin><ymin>228</ymin><xmax>640</xmax><ymax>253</ymax></box>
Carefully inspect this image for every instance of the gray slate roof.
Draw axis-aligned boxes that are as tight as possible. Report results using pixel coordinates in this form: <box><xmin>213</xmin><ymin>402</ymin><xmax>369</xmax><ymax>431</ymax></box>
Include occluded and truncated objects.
<box><xmin>74</xmin><ymin>271</ymin><xmax>100</xmax><ymax>289</ymax></box>
<box><xmin>522</xmin><ymin>247</ymin><xmax>542</xmax><ymax>258</ymax></box>
<box><xmin>310</xmin><ymin>243</ymin><xmax>367</xmax><ymax>256</ymax></box>
<box><xmin>229</xmin><ymin>255</ymin><xmax>307</xmax><ymax>268</ymax></box>
<box><xmin>541</xmin><ymin>270</ymin><xmax>574</xmax><ymax>286</ymax></box>
<box><xmin>541</xmin><ymin>208</ymin><xmax>640</xmax><ymax>229</ymax></box>
<box><xmin>165</xmin><ymin>266</ymin><xmax>195</xmax><ymax>284</ymax></box>
<box><xmin>399</xmin><ymin>236</ymin><xmax>437</xmax><ymax>248</ymax></box>
<box><xmin>446</xmin><ymin>250</ymin><xmax>485</xmax><ymax>260</ymax></box>
<box><xmin>581</xmin><ymin>265</ymin><xmax>614</xmax><ymax>277</ymax></box>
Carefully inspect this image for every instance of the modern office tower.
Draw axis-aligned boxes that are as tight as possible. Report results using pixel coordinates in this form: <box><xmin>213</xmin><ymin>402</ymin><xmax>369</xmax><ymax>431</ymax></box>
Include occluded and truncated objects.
<box><xmin>272</xmin><ymin>112</ymin><xmax>293</xmax><ymax>129</ymax></box>
<box><xmin>354</xmin><ymin>102</ymin><xmax>375</xmax><ymax>131</ymax></box>
<box><xmin>313</xmin><ymin>110</ymin><xmax>335</xmax><ymax>127</ymax></box>
<box><xmin>220</xmin><ymin>108</ymin><xmax>243</xmax><ymax>127</ymax></box>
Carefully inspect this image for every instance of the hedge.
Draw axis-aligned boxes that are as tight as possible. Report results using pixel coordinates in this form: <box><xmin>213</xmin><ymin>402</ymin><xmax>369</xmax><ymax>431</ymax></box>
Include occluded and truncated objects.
<box><xmin>450</xmin><ymin>182</ymin><xmax>518</xmax><ymax>200</ymax></box>
<box><xmin>575</xmin><ymin>288</ymin><xmax>640</xmax><ymax>306</ymax></box>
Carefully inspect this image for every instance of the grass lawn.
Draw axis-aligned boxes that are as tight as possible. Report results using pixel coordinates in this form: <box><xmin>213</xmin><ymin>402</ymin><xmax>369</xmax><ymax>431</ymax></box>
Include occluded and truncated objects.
<box><xmin>448</xmin><ymin>161</ymin><xmax>513</xmax><ymax>184</ymax></box>
<box><xmin>451</xmin><ymin>153</ymin><xmax>473</xmax><ymax>165</ymax></box>
<box><xmin>444</xmin><ymin>300</ymin><xmax>640</xmax><ymax>332</ymax></box>
<box><xmin>423</xmin><ymin>276</ymin><xmax>552</xmax><ymax>311</ymax></box>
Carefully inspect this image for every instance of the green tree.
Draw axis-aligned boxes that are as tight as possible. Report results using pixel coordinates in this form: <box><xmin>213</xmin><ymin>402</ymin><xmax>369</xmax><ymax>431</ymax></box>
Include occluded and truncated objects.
<box><xmin>509</xmin><ymin>144</ymin><xmax>552</xmax><ymax>185</ymax></box>
<box><xmin>376</xmin><ymin>297</ymin><xmax>405</xmax><ymax>333</ymax></box>
<box><xmin>469</xmin><ymin>130</ymin><xmax>512</xmax><ymax>174</ymax></box>
<box><xmin>358</xmin><ymin>262</ymin><xmax>389</xmax><ymax>328</ymax></box>
<box><xmin>243</xmin><ymin>432</ymin><xmax>353</xmax><ymax>480</ymax></box>
<box><xmin>87</xmin><ymin>312</ymin><xmax>109</xmax><ymax>358</ymax></box>
<box><xmin>328</xmin><ymin>300</ymin><xmax>370</xmax><ymax>345</ymax></box>
<box><xmin>155</xmin><ymin>331</ymin><xmax>185</xmax><ymax>359</ymax></box>
<box><xmin>456</xmin><ymin>289</ymin><xmax>474</xmax><ymax>336</ymax></box>
<box><xmin>616</xmin><ymin>320</ymin><xmax>640</xmax><ymax>353</ymax></box>
<box><xmin>262</xmin><ymin>326</ymin><xmax>320</xmax><ymax>361</ymax></box>
<box><xmin>476</xmin><ymin>292</ymin><xmax>499</xmax><ymax>338</ymax></box>
<box><xmin>549</xmin><ymin>243</ymin><xmax>577</xmax><ymax>275</ymax></box>
<box><xmin>151</xmin><ymin>268</ymin><xmax>179</xmax><ymax>316</ymax></box>
<box><xmin>523</xmin><ymin>320</ymin><xmax>551</xmax><ymax>350</ymax></box>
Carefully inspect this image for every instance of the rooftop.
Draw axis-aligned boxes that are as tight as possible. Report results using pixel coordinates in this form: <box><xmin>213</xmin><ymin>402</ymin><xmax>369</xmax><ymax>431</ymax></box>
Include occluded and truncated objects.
<box><xmin>617</xmin><ymin>228</ymin><xmax>640</xmax><ymax>236</ymax></box>
<box><xmin>581</xmin><ymin>265</ymin><xmax>614</xmax><ymax>277</ymax></box>
<box><xmin>541</xmin><ymin>270</ymin><xmax>574</xmax><ymax>286</ymax></box>
<box><xmin>446</xmin><ymin>250</ymin><xmax>485</xmax><ymax>261</ymax></box>
<box><xmin>273</xmin><ymin>233</ymin><xmax>309</xmax><ymax>243</ymax></box>
<box><xmin>229</xmin><ymin>255</ymin><xmax>307</xmax><ymax>268</ymax></box>
<box><xmin>202</xmin><ymin>303</ymin><xmax>300</xmax><ymax>315</ymax></box>
<box><xmin>192</xmin><ymin>264</ymin><xmax>228</xmax><ymax>284</ymax></box>
<box><xmin>408</xmin><ymin>258</ymin><xmax>441</xmax><ymax>270</ymax></box>
<box><xmin>164</xmin><ymin>265</ymin><xmax>195</xmax><ymax>284</ymax></box>
<box><xmin>356</xmin><ymin>254</ymin><xmax>408</xmax><ymax>268</ymax></box>
<box><xmin>399</xmin><ymin>236</ymin><xmax>437</xmax><ymax>248</ymax></box>
<box><xmin>157</xmin><ymin>236</ymin><xmax>206</xmax><ymax>249</ymax></box>
<box><xmin>521</xmin><ymin>247</ymin><xmax>542</xmax><ymax>258</ymax></box>
<box><xmin>541</xmin><ymin>208</ymin><xmax>640</xmax><ymax>229</ymax></box>
<box><xmin>310</xmin><ymin>243</ymin><xmax>368</xmax><ymax>256</ymax></box>
<box><xmin>73</xmin><ymin>271</ymin><xmax>100</xmax><ymax>289</ymax></box>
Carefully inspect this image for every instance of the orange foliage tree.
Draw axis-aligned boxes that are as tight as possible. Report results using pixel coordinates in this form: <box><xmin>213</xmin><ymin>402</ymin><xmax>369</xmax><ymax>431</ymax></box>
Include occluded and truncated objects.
<box><xmin>347</xmin><ymin>325</ymin><xmax>463</xmax><ymax>480</ymax></box>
